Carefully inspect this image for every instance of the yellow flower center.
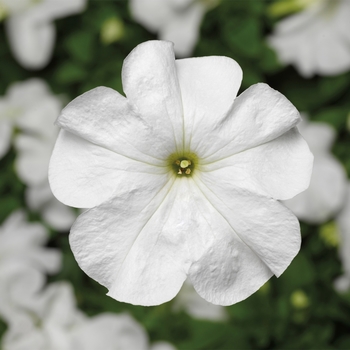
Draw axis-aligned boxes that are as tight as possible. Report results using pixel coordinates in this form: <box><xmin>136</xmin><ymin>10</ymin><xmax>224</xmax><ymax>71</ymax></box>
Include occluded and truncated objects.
<box><xmin>167</xmin><ymin>152</ymin><xmax>198</xmax><ymax>177</ymax></box>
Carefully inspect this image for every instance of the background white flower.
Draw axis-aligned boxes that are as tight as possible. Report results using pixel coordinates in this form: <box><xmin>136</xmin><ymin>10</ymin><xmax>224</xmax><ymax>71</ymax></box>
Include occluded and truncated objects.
<box><xmin>268</xmin><ymin>0</ymin><xmax>350</xmax><ymax>77</ymax></box>
<box><xmin>283</xmin><ymin>117</ymin><xmax>347</xmax><ymax>224</ymax></box>
<box><xmin>0</xmin><ymin>0</ymin><xmax>86</xmax><ymax>69</ymax></box>
<box><xmin>129</xmin><ymin>0</ymin><xmax>219</xmax><ymax>57</ymax></box>
<box><xmin>49</xmin><ymin>40</ymin><xmax>313</xmax><ymax>307</ymax></box>
<box><xmin>1</xmin><ymin>281</ymin><xmax>175</xmax><ymax>350</ymax></box>
<box><xmin>0</xmin><ymin>211</ymin><xmax>61</xmax><ymax>331</ymax></box>
<box><xmin>173</xmin><ymin>279</ymin><xmax>228</xmax><ymax>321</ymax></box>
<box><xmin>334</xmin><ymin>184</ymin><xmax>350</xmax><ymax>292</ymax></box>
<box><xmin>0</xmin><ymin>210</ymin><xmax>61</xmax><ymax>273</ymax></box>
<box><xmin>0</xmin><ymin>78</ymin><xmax>77</xmax><ymax>230</ymax></box>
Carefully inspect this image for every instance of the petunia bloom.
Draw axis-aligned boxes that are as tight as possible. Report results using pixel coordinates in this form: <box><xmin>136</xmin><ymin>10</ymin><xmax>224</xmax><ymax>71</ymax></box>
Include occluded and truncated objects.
<box><xmin>49</xmin><ymin>40</ymin><xmax>313</xmax><ymax>306</ymax></box>
<box><xmin>0</xmin><ymin>78</ymin><xmax>77</xmax><ymax>230</ymax></box>
<box><xmin>334</xmin><ymin>184</ymin><xmax>350</xmax><ymax>292</ymax></box>
<box><xmin>0</xmin><ymin>211</ymin><xmax>61</xmax><ymax>328</ymax></box>
<box><xmin>0</xmin><ymin>0</ymin><xmax>86</xmax><ymax>69</ymax></box>
<box><xmin>283</xmin><ymin>117</ymin><xmax>347</xmax><ymax>224</ymax></box>
<box><xmin>268</xmin><ymin>0</ymin><xmax>350</xmax><ymax>77</ymax></box>
<box><xmin>173</xmin><ymin>279</ymin><xmax>228</xmax><ymax>321</ymax></box>
<box><xmin>2</xmin><ymin>281</ymin><xmax>176</xmax><ymax>350</ymax></box>
<box><xmin>0</xmin><ymin>210</ymin><xmax>61</xmax><ymax>274</ymax></box>
<box><xmin>129</xmin><ymin>0</ymin><xmax>219</xmax><ymax>57</ymax></box>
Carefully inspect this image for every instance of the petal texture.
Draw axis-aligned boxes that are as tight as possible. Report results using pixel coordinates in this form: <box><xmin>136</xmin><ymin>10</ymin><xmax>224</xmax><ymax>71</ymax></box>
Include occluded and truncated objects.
<box><xmin>57</xmin><ymin>86</ymin><xmax>172</xmax><ymax>164</ymax></box>
<box><xmin>70</xmin><ymin>177</ymin><xmax>214</xmax><ymax>306</ymax></box>
<box><xmin>201</xmin><ymin>128</ymin><xmax>313</xmax><ymax>200</ymax></box>
<box><xmin>176</xmin><ymin>56</ymin><xmax>242</xmax><ymax>152</ymax></box>
<box><xmin>122</xmin><ymin>41</ymin><xmax>184</xmax><ymax>152</ymax></box>
<box><xmin>49</xmin><ymin>130</ymin><xmax>168</xmax><ymax>208</ymax></box>
<box><xmin>189</xmin><ymin>172</ymin><xmax>301</xmax><ymax>305</ymax></box>
<box><xmin>284</xmin><ymin>155</ymin><xmax>347</xmax><ymax>223</ymax></box>
<box><xmin>200</xmin><ymin>83</ymin><xmax>301</xmax><ymax>162</ymax></box>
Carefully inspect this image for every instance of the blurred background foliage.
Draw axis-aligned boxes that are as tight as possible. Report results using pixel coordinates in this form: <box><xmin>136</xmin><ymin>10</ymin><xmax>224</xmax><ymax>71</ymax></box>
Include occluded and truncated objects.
<box><xmin>1</xmin><ymin>0</ymin><xmax>350</xmax><ymax>349</ymax></box>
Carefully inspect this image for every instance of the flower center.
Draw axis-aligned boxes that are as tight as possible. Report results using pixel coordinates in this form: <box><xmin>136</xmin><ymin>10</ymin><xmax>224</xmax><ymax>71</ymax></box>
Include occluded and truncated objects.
<box><xmin>167</xmin><ymin>153</ymin><xmax>198</xmax><ymax>177</ymax></box>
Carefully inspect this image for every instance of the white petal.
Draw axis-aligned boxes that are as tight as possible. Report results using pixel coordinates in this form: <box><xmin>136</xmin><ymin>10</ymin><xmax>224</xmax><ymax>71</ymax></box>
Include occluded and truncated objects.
<box><xmin>49</xmin><ymin>130</ymin><xmax>168</xmax><ymax>208</ymax></box>
<box><xmin>41</xmin><ymin>198</ymin><xmax>77</xmax><ymax>231</ymax></box>
<box><xmin>26</xmin><ymin>182</ymin><xmax>77</xmax><ymax>230</ymax></box>
<box><xmin>0</xmin><ymin>263</ymin><xmax>45</xmax><ymax>328</ymax></box>
<box><xmin>28</xmin><ymin>0</ymin><xmax>86</xmax><ymax>22</ymax></box>
<box><xmin>194</xmin><ymin>172</ymin><xmax>301</xmax><ymax>279</ymax></box>
<box><xmin>187</xmin><ymin>180</ymin><xmax>273</xmax><ymax>305</ymax></box>
<box><xmin>122</xmin><ymin>41</ymin><xmax>184</xmax><ymax>152</ymax></box>
<box><xmin>15</xmin><ymin>95</ymin><xmax>61</xmax><ymax>140</ymax></box>
<box><xmin>175</xmin><ymin>56</ymin><xmax>242</xmax><ymax>152</ymax></box>
<box><xmin>70</xmin><ymin>177</ymin><xmax>182</xmax><ymax>305</ymax></box>
<box><xmin>160</xmin><ymin>2</ymin><xmax>205</xmax><ymax>57</ymax></box>
<box><xmin>336</xmin><ymin>184</ymin><xmax>350</xmax><ymax>279</ymax></box>
<box><xmin>40</xmin><ymin>282</ymin><xmax>79</xmax><ymax>326</ymax></box>
<box><xmin>72</xmin><ymin>313</ymin><xmax>148</xmax><ymax>350</ymax></box>
<box><xmin>151</xmin><ymin>342</ymin><xmax>177</xmax><ymax>350</ymax></box>
<box><xmin>69</xmin><ymin>177</ymin><xmax>214</xmax><ymax>306</ymax></box>
<box><xmin>14</xmin><ymin>135</ymin><xmax>51</xmax><ymax>186</ymax></box>
<box><xmin>284</xmin><ymin>155</ymin><xmax>347</xmax><ymax>224</ymax></box>
<box><xmin>5</xmin><ymin>0</ymin><xmax>86</xmax><ymax>70</ymax></box>
<box><xmin>129</xmin><ymin>0</ymin><xmax>173</xmax><ymax>33</ymax></box>
<box><xmin>0</xmin><ymin>211</ymin><xmax>62</xmax><ymax>274</ymax></box>
<box><xmin>0</xmin><ymin>119</ymin><xmax>12</xmax><ymax>160</ymax></box>
<box><xmin>201</xmin><ymin>128</ymin><xmax>313</xmax><ymax>200</ymax></box>
<box><xmin>268</xmin><ymin>0</ymin><xmax>350</xmax><ymax>77</ymax></box>
<box><xmin>174</xmin><ymin>279</ymin><xmax>228</xmax><ymax>321</ymax></box>
<box><xmin>7</xmin><ymin>78</ymin><xmax>51</xmax><ymax>107</ymax></box>
<box><xmin>6</xmin><ymin>14</ymin><xmax>55</xmax><ymax>69</ymax></box>
<box><xmin>298</xmin><ymin>120</ymin><xmax>335</xmax><ymax>154</ymax></box>
<box><xmin>201</xmin><ymin>83</ymin><xmax>300</xmax><ymax>162</ymax></box>
<box><xmin>56</xmin><ymin>86</ymin><xmax>173</xmax><ymax>164</ymax></box>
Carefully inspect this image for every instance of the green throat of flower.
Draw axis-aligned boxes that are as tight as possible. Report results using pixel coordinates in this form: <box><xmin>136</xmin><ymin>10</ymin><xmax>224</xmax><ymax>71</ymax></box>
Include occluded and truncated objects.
<box><xmin>167</xmin><ymin>152</ymin><xmax>198</xmax><ymax>177</ymax></box>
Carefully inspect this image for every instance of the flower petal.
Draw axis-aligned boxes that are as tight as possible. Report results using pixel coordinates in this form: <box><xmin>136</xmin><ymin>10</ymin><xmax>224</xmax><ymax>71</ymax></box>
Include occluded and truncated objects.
<box><xmin>69</xmin><ymin>178</ymin><xmax>212</xmax><ymax>306</ymax></box>
<box><xmin>297</xmin><ymin>119</ymin><xmax>335</xmax><ymax>154</ymax></box>
<box><xmin>5</xmin><ymin>0</ymin><xmax>86</xmax><ymax>70</ymax></box>
<box><xmin>175</xmin><ymin>55</ymin><xmax>242</xmax><ymax>152</ymax></box>
<box><xmin>160</xmin><ymin>2</ymin><xmax>205</xmax><ymax>56</ymax></box>
<box><xmin>129</xmin><ymin>0</ymin><xmax>174</xmax><ymax>33</ymax></box>
<box><xmin>56</xmin><ymin>86</ymin><xmax>172</xmax><ymax>164</ymax></box>
<box><xmin>201</xmin><ymin>128</ymin><xmax>313</xmax><ymax>200</ymax></box>
<box><xmin>49</xmin><ymin>130</ymin><xmax>168</xmax><ymax>208</ymax></box>
<box><xmin>26</xmin><ymin>183</ymin><xmax>77</xmax><ymax>231</ymax></box>
<box><xmin>0</xmin><ymin>119</ymin><xmax>12</xmax><ymax>160</ymax></box>
<box><xmin>14</xmin><ymin>135</ymin><xmax>51</xmax><ymax>186</ymax></box>
<box><xmin>72</xmin><ymin>313</ymin><xmax>148</xmax><ymax>350</ymax></box>
<box><xmin>6</xmin><ymin>14</ymin><xmax>55</xmax><ymax>69</ymax></box>
<box><xmin>194</xmin><ymin>172</ymin><xmax>301</xmax><ymax>279</ymax></box>
<box><xmin>29</xmin><ymin>0</ymin><xmax>86</xmax><ymax>22</ymax></box>
<box><xmin>284</xmin><ymin>155</ymin><xmax>347</xmax><ymax>224</ymax></box>
<box><xmin>198</xmin><ymin>83</ymin><xmax>301</xmax><ymax>161</ymax></box>
<box><xmin>122</xmin><ymin>41</ymin><xmax>184</xmax><ymax>152</ymax></box>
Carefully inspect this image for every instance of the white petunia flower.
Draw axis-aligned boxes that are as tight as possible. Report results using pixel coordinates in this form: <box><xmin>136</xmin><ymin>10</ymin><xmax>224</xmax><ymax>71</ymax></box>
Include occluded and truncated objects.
<box><xmin>0</xmin><ymin>0</ymin><xmax>86</xmax><ymax>69</ymax></box>
<box><xmin>173</xmin><ymin>279</ymin><xmax>228</xmax><ymax>321</ymax></box>
<box><xmin>0</xmin><ymin>78</ymin><xmax>77</xmax><ymax>230</ymax></box>
<box><xmin>283</xmin><ymin>117</ymin><xmax>347</xmax><ymax>224</ymax></box>
<box><xmin>334</xmin><ymin>184</ymin><xmax>350</xmax><ymax>292</ymax></box>
<box><xmin>2</xmin><ymin>281</ymin><xmax>175</xmax><ymax>350</ymax></box>
<box><xmin>0</xmin><ymin>211</ymin><xmax>61</xmax><ymax>328</ymax></box>
<box><xmin>0</xmin><ymin>78</ymin><xmax>49</xmax><ymax>159</ymax></box>
<box><xmin>129</xmin><ymin>0</ymin><xmax>219</xmax><ymax>57</ymax></box>
<box><xmin>268</xmin><ymin>0</ymin><xmax>350</xmax><ymax>77</ymax></box>
<box><xmin>49</xmin><ymin>40</ymin><xmax>313</xmax><ymax>306</ymax></box>
<box><xmin>0</xmin><ymin>210</ymin><xmax>61</xmax><ymax>273</ymax></box>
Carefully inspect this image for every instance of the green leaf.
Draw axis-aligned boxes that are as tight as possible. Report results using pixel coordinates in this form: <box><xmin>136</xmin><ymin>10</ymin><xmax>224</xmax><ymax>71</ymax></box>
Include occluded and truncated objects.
<box><xmin>55</xmin><ymin>62</ymin><xmax>87</xmax><ymax>84</ymax></box>
<box><xmin>64</xmin><ymin>31</ymin><xmax>95</xmax><ymax>64</ymax></box>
